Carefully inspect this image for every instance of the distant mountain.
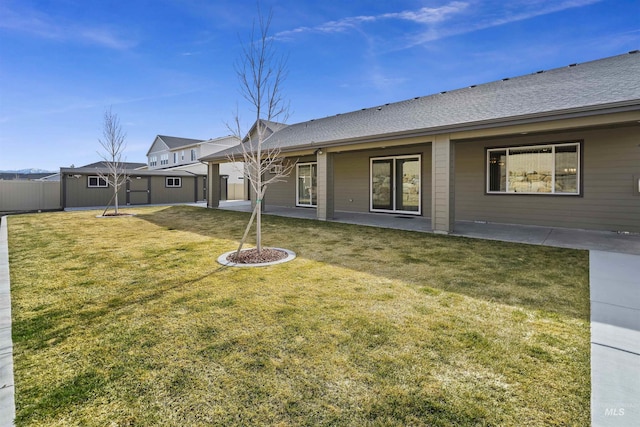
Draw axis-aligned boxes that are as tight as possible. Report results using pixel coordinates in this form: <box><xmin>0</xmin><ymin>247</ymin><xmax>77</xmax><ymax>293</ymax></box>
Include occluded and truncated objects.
<box><xmin>0</xmin><ymin>168</ymin><xmax>55</xmax><ymax>174</ymax></box>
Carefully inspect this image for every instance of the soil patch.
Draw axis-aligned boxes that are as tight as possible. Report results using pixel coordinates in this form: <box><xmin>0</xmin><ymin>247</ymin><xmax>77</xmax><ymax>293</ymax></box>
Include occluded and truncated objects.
<box><xmin>227</xmin><ymin>248</ymin><xmax>288</xmax><ymax>264</ymax></box>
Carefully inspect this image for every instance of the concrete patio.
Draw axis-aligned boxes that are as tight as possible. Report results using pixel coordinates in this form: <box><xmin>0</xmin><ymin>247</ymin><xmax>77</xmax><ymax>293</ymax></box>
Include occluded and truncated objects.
<box><xmin>218</xmin><ymin>200</ymin><xmax>640</xmax><ymax>255</ymax></box>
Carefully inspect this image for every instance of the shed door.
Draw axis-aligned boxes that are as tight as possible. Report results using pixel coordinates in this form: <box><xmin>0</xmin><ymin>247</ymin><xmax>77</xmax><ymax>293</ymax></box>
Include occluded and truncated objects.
<box><xmin>128</xmin><ymin>177</ymin><xmax>150</xmax><ymax>205</ymax></box>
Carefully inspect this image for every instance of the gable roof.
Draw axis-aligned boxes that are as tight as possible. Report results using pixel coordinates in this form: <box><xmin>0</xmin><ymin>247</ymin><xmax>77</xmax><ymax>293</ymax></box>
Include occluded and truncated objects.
<box><xmin>203</xmin><ymin>51</ymin><xmax>640</xmax><ymax>161</ymax></box>
<box><xmin>242</xmin><ymin>119</ymin><xmax>289</xmax><ymax>143</ymax></box>
<box><xmin>157</xmin><ymin>135</ymin><xmax>205</xmax><ymax>150</ymax></box>
<box><xmin>203</xmin><ymin>135</ymin><xmax>241</xmax><ymax>148</ymax></box>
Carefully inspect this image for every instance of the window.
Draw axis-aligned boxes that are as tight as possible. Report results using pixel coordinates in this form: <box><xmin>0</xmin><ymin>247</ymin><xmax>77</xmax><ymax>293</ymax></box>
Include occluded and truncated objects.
<box><xmin>149</xmin><ymin>156</ymin><xmax>157</xmax><ymax>167</ymax></box>
<box><xmin>296</xmin><ymin>163</ymin><xmax>317</xmax><ymax>207</ymax></box>
<box><xmin>487</xmin><ymin>142</ymin><xmax>580</xmax><ymax>194</ymax></box>
<box><xmin>190</xmin><ymin>149</ymin><xmax>197</xmax><ymax>161</ymax></box>
<box><xmin>166</xmin><ymin>177</ymin><xmax>182</xmax><ymax>188</ymax></box>
<box><xmin>160</xmin><ymin>154</ymin><xmax>169</xmax><ymax>165</ymax></box>
<box><xmin>88</xmin><ymin>176</ymin><xmax>108</xmax><ymax>188</ymax></box>
<box><xmin>370</xmin><ymin>155</ymin><xmax>421</xmax><ymax>214</ymax></box>
<box><xmin>181</xmin><ymin>150</ymin><xmax>185</xmax><ymax>161</ymax></box>
<box><xmin>173</xmin><ymin>152</ymin><xmax>178</xmax><ymax>164</ymax></box>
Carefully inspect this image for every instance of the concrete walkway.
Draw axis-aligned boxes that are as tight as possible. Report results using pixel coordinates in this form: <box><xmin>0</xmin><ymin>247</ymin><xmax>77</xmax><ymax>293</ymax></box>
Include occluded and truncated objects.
<box><xmin>0</xmin><ymin>217</ymin><xmax>15</xmax><ymax>427</ymax></box>
<box><xmin>590</xmin><ymin>251</ymin><xmax>640</xmax><ymax>426</ymax></box>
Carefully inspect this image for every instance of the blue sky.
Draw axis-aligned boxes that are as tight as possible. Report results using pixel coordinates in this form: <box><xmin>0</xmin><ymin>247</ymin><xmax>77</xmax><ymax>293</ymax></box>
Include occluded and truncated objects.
<box><xmin>0</xmin><ymin>0</ymin><xmax>638</xmax><ymax>171</ymax></box>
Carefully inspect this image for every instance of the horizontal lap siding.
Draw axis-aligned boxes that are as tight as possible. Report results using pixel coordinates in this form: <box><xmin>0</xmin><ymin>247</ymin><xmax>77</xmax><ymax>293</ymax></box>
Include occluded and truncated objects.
<box><xmin>455</xmin><ymin>126</ymin><xmax>640</xmax><ymax>232</ymax></box>
<box><xmin>263</xmin><ymin>156</ymin><xmax>314</xmax><ymax>208</ymax></box>
<box><xmin>63</xmin><ymin>176</ymin><xmax>126</xmax><ymax>208</ymax></box>
<box><xmin>263</xmin><ymin>146</ymin><xmax>433</xmax><ymax>215</ymax></box>
<box><xmin>150</xmin><ymin>176</ymin><xmax>196</xmax><ymax>204</ymax></box>
<box><xmin>334</xmin><ymin>145</ymin><xmax>432</xmax><ymax>215</ymax></box>
<box><xmin>334</xmin><ymin>152</ymin><xmax>369</xmax><ymax>212</ymax></box>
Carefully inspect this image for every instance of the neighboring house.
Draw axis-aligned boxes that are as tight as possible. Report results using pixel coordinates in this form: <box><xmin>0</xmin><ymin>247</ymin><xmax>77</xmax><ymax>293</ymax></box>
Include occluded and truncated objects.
<box><xmin>146</xmin><ymin>134</ymin><xmax>246</xmax><ymax>200</ymax></box>
<box><xmin>242</xmin><ymin>119</ymin><xmax>289</xmax><ymax>143</ymax></box>
<box><xmin>60</xmin><ymin>162</ymin><xmax>205</xmax><ymax>208</ymax></box>
<box><xmin>202</xmin><ymin>51</ymin><xmax>640</xmax><ymax>233</ymax></box>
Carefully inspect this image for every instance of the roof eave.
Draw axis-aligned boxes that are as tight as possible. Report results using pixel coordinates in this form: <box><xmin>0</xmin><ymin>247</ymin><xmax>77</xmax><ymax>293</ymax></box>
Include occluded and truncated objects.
<box><xmin>200</xmin><ymin>101</ymin><xmax>640</xmax><ymax>162</ymax></box>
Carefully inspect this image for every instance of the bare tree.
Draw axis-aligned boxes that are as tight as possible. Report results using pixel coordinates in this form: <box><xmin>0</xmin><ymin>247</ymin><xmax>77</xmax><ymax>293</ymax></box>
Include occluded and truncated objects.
<box><xmin>227</xmin><ymin>8</ymin><xmax>294</xmax><ymax>256</ymax></box>
<box><xmin>97</xmin><ymin>107</ymin><xmax>128</xmax><ymax>215</ymax></box>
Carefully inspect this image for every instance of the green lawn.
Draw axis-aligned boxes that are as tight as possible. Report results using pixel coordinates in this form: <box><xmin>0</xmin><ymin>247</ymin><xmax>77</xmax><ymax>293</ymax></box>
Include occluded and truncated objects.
<box><xmin>7</xmin><ymin>206</ymin><xmax>590</xmax><ymax>426</ymax></box>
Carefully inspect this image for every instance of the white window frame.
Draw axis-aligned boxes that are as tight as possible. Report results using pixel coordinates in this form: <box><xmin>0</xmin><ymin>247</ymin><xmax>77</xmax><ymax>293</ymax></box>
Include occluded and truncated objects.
<box><xmin>166</xmin><ymin>177</ymin><xmax>182</xmax><ymax>188</ymax></box>
<box><xmin>160</xmin><ymin>154</ymin><xmax>169</xmax><ymax>165</ymax></box>
<box><xmin>173</xmin><ymin>152</ymin><xmax>178</xmax><ymax>164</ymax></box>
<box><xmin>149</xmin><ymin>156</ymin><xmax>157</xmax><ymax>167</ymax></box>
<box><xmin>296</xmin><ymin>162</ymin><xmax>317</xmax><ymax>207</ymax></box>
<box><xmin>88</xmin><ymin>176</ymin><xmax>108</xmax><ymax>188</ymax></box>
<box><xmin>370</xmin><ymin>154</ymin><xmax>422</xmax><ymax>215</ymax></box>
<box><xmin>269</xmin><ymin>164</ymin><xmax>284</xmax><ymax>174</ymax></box>
<box><xmin>190</xmin><ymin>149</ymin><xmax>197</xmax><ymax>161</ymax></box>
<box><xmin>486</xmin><ymin>142</ymin><xmax>580</xmax><ymax>195</ymax></box>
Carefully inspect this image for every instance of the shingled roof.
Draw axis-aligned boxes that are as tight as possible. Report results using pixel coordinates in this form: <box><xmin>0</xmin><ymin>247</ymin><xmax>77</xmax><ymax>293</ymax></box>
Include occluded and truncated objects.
<box><xmin>157</xmin><ymin>135</ymin><xmax>205</xmax><ymax>149</ymax></box>
<box><xmin>202</xmin><ymin>51</ymin><xmax>640</xmax><ymax>161</ymax></box>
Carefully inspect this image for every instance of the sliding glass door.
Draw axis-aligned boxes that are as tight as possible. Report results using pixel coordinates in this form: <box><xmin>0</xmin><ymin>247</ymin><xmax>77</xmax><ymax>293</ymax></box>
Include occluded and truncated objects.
<box><xmin>296</xmin><ymin>163</ymin><xmax>317</xmax><ymax>207</ymax></box>
<box><xmin>371</xmin><ymin>155</ymin><xmax>421</xmax><ymax>214</ymax></box>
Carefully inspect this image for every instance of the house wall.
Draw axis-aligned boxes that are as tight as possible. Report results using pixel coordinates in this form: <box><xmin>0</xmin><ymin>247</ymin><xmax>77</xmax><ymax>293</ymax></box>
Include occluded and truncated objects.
<box><xmin>454</xmin><ymin>126</ymin><xmax>640</xmax><ymax>232</ymax></box>
<box><xmin>333</xmin><ymin>144</ymin><xmax>432</xmax><ymax>214</ymax></box>
<box><xmin>62</xmin><ymin>174</ymin><xmax>200</xmax><ymax>207</ymax></box>
<box><xmin>263</xmin><ymin>156</ymin><xmax>315</xmax><ymax>207</ymax></box>
<box><xmin>149</xmin><ymin>176</ymin><xmax>197</xmax><ymax>204</ymax></box>
<box><xmin>263</xmin><ymin>144</ymin><xmax>433</xmax><ymax>215</ymax></box>
<box><xmin>62</xmin><ymin>175</ymin><xmax>127</xmax><ymax>208</ymax></box>
<box><xmin>147</xmin><ymin>138</ymin><xmax>169</xmax><ymax>170</ymax></box>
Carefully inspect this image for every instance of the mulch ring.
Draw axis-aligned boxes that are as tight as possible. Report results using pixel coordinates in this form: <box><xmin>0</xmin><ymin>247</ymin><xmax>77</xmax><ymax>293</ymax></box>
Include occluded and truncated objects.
<box><xmin>226</xmin><ymin>248</ymin><xmax>288</xmax><ymax>264</ymax></box>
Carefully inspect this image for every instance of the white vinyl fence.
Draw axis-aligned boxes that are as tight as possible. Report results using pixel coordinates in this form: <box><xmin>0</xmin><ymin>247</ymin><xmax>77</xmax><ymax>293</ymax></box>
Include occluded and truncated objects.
<box><xmin>0</xmin><ymin>181</ymin><xmax>61</xmax><ymax>212</ymax></box>
<box><xmin>227</xmin><ymin>183</ymin><xmax>245</xmax><ymax>200</ymax></box>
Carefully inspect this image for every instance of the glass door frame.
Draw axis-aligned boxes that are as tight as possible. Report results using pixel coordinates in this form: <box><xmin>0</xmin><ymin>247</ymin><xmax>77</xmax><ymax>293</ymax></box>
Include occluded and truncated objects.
<box><xmin>296</xmin><ymin>162</ymin><xmax>317</xmax><ymax>207</ymax></box>
<box><xmin>370</xmin><ymin>154</ymin><xmax>422</xmax><ymax>215</ymax></box>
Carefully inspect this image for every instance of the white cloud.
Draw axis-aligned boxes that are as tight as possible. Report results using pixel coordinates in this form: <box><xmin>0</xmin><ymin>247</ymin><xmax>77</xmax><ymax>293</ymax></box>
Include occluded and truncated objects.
<box><xmin>381</xmin><ymin>2</ymin><xmax>469</xmax><ymax>24</ymax></box>
<box><xmin>0</xmin><ymin>3</ymin><xmax>136</xmax><ymax>49</ymax></box>
<box><xmin>406</xmin><ymin>0</ymin><xmax>603</xmax><ymax>48</ymax></box>
<box><xmin>275</xmin><ymin>0</ymin><xmax>603</xmax><ymax>50</ymax></box>
<box><xmin>275</xmin><ymin>1</ymin><xmax>469</xmax><ymax>40</ymax></box>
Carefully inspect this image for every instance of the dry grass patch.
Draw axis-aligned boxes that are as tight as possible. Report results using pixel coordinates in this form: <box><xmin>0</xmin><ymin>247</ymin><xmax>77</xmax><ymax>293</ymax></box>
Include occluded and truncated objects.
<box><xmin>8</xmin><ymin>206</ymin><xmax>589</xmax><ymax>426</ymax></box>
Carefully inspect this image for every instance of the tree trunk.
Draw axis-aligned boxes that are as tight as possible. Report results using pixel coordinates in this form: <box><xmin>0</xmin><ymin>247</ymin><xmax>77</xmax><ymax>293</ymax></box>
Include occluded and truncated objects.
<box><xmin>114</xmin><ymin>185</ymin><xmax>119</xmax><ymax>214</ymax></box>
<box><xmin>234</xmin><ymin>186</ymin><xmax>266</xmax><ymax>258</ymax></box>
<box><xmin>256</xmin><ymin>198</ymin><xmax>262</xmax><ymax>253</ymax></box>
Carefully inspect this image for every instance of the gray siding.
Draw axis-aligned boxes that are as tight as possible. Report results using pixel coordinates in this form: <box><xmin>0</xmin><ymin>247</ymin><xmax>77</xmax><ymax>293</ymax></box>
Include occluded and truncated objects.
<box><xmin>62</xmin><ymin>174</ymin><xmax>200</xmax><ymax>208</ymax></box>
<box><xmin>454</xmin><ymin>127</ymin><xmax>640</xmax><ymax>232</ymax></box>
<box><xmin>334</xmin><ymin>145</ymin><xmax>432</xmax><ymax>215</ymax></box>
<box><xmin>264</xmin><ymin>146</ymin><xmax>433</xmax><ymax>216</ymax></box>
<box><xmin>264</xmin><ymin>156</ymin><xmax>315</xmax><ymax>208</ymax></box>
<box><xmin>149</xmin><ymin>176</ymin><xmax>197</xmax><ymax>204</ymax></box>
<box><xmin>63</xmin><ymin>175</ymin><xmax>127</xmax><ymax>208</ymax></box>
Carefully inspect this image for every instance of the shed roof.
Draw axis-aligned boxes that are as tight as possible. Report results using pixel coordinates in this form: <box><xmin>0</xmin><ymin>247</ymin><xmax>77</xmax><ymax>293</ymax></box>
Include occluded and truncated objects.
<box><xmin>80</xmin><ymin>161</ymin><xmax>147</xmax><ymax>170</ymax></box>
<box><xmin>202</xmin><ymin>51</ymin><xmax>640</xmax><ymax>161</ymax></box>
<box><xmin>60</xmin><ymin>167</ymin><xmax>199</xmax><ymax>177</ymax></box>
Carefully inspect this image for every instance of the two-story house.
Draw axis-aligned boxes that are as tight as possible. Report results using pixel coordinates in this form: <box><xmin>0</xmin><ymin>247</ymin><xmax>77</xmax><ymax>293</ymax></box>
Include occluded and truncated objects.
<box><xmin>146</xmin><ymin>135</ymin><xmax>246</xmax><ymax>200</ymax></box>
